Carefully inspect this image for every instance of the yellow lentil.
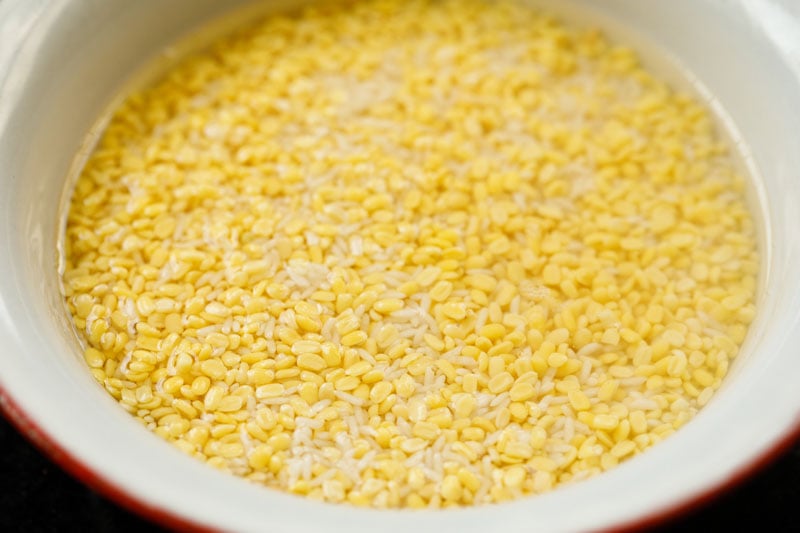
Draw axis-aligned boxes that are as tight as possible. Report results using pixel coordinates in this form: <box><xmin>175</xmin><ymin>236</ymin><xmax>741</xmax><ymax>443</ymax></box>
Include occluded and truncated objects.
<box><xmin>63</xmin><ymin>0</ymin><xmax>758</xmax><ymax>509</ymax></box>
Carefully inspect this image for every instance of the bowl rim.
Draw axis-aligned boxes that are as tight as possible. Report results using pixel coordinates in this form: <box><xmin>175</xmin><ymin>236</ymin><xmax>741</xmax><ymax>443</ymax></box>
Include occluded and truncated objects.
<box><xmin>3</xmin><ymin>384</ymin><xmax>799</xmax><ymax>532</ymax></box>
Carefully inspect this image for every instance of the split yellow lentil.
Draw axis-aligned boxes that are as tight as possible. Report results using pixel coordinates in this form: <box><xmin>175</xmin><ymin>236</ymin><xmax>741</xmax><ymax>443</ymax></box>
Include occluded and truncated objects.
<box><xmin>62</xmin><ymin>0</ymin><xmax>759</xmax><ymax>509</ymax></box>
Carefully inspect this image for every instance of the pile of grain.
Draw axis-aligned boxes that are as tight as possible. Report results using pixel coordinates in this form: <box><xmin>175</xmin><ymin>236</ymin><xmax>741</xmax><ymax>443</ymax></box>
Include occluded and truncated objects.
<box><xmin>63</xmin><ymin>0</ymin><xmax>758</xmax><ymax>508</ymax></box>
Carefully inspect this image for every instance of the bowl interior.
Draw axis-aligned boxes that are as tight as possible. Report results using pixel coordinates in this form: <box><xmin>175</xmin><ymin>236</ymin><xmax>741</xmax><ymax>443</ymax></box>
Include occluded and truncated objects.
<box><xmin>1</xmin><ymin>0</ymin><xmax>799</xmax><ymax>531</ymax></box>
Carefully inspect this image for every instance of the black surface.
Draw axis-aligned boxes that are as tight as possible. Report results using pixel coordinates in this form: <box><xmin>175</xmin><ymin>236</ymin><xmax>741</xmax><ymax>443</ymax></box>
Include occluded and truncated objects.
<box><xmin>1</xmin><ymin>414</ymin><xmax>798</xmax><ymax>532</ymax></box>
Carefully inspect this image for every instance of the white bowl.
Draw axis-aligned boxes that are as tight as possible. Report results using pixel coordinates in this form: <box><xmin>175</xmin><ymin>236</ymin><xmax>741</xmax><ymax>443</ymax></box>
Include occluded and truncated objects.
<box><xmin>1</xmin><ymin>0</ymin><xmax>799</xmax><ymax>531</ymax></box>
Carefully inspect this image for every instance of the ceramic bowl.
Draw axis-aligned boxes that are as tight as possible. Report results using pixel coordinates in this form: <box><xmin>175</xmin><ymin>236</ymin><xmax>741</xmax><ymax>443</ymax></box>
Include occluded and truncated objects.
<box><xmin>1</xmin><ymin>1</ymin><xmax>799</xmax><ymax>531</ymax></box>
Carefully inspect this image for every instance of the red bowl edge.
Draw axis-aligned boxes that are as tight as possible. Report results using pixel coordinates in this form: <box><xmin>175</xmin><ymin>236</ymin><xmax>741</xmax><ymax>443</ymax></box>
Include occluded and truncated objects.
<box><xmin>1</xmin><ymin>381</ymin><xmax>799</xmax><ymax>532</ymax></box>
<box><xmin>606</xmin><ymin>415</ymin><xmax>800</xmax><ymax>532</ymax></box>
<box><xmin>0</xmin><ymin>385</ymin><xmax>216</xmax><ymax>533</ymax></box>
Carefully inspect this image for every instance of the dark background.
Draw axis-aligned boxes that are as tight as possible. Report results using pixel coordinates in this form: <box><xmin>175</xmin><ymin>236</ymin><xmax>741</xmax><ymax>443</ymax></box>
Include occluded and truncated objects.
<box><xmin>1</xmin><ymin>415</ymin><xmax>798</xmax><ymax>532</ymax></box>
